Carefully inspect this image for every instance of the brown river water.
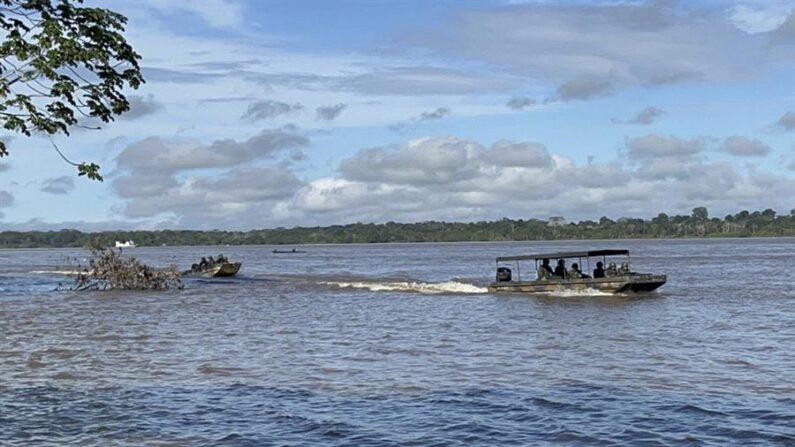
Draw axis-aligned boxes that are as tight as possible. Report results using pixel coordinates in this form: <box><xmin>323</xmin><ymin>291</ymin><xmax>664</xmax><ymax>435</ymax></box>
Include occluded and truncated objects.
<box><xmin>1</xmin><ymin>238</ymin><xmax>794</xmax><ymax>445</ymax></box>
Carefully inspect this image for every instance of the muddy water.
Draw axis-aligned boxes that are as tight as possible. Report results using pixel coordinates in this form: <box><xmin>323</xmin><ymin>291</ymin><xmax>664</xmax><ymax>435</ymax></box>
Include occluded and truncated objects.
<box><xmin>1</xmin><ymin>239</ymin><xmax>794</xmax><ymax>445</ymax></box>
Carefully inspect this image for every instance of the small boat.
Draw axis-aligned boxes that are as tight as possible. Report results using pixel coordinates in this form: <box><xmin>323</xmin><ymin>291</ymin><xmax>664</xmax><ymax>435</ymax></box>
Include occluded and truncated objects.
<box><xmin>182</xmin><ymin>262</ymin><xmax>241</xmax><ymax>278</ymax></box>
<box><xmin>272</xmin><ymin>248</ymin><xmax>306</xmax><ymax>254</ymax></box>
<box><xmin>115</xmin><ymin>240</ymin><xmax>136</xmax><ymax>248</ymax></box>
<box><xmin>488</xmin><ymin>249</ymin><xmax>666</xmax><ymax>294</ymax></box>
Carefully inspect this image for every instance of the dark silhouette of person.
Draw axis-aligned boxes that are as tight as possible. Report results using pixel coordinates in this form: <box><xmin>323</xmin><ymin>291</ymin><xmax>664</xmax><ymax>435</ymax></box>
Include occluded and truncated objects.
<box><xmin>538</xmin><ymin>258</ymin><xmax>554</xmax><ymax>279</ymax></box>
<box><xmin>554</xmin><ymin>259</ymin><xmax>567</xmax><ymax>279</ymax></box>
<box><xmin>199</xmin><ymin>257</ymin><xmax>208</xmax><ymax>269</ymax></box>
<box><xmin>593</xmin><ymin>261</ymin><xmax>605</xmax><ymax>278</ymax></box>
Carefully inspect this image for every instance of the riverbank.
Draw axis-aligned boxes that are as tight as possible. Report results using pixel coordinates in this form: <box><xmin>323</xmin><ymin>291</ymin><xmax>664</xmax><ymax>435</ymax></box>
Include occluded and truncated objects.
<box><xmin>2</xmin><ymin>208</ymin><xmax>794</xmax><ymax>248</ymax></box>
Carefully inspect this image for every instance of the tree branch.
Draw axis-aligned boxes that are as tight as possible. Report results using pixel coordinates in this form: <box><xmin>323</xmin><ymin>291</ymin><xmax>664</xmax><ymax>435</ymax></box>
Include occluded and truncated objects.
<box><xmin>47</xmin><ymin>136</ymin><xmax>79</xmax><ymax>167</ymax></box>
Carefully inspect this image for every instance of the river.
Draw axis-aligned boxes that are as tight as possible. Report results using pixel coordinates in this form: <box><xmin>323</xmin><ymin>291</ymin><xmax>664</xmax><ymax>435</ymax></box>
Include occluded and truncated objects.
<box><xmin>1</xmin><ymin>238</ymin><xmax>794</xmax><ymax>445</ymax></box>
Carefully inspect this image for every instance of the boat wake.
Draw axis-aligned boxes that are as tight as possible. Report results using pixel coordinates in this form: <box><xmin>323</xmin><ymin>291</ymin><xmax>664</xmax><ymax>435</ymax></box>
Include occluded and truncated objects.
<box><xmin>30</xmin><ymin>270</ymin><xmax>84</xmax><ymax>276</ymax></box>
<box><xmin>320</xmin><ymin>280</ymin><xmax>488</xmax><ymax>295</ymax></box>
<box><xmin>538</xmin><ymin>287</ymin><xmax>615</xmax><ymax>297</ymax></box>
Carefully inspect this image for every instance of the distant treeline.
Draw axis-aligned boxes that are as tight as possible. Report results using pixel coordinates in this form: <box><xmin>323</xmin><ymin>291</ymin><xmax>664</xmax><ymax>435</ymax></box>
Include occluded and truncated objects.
<box><xmin>1</xmin><ymin>207</ymin><xmax>794</xmax><ymax>248</ymax></box>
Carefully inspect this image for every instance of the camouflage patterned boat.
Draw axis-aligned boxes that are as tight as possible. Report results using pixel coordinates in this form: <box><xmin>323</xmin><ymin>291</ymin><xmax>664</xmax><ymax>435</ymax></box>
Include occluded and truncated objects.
<box><xmin>182</xmin><ymin>261</ymin><xmax>241</xmax><ymax>278</ymax></box>
<box><xmin>488</xmin><ymin>249</ymin><xmax>666</xmax><ymax>294</ymax></box>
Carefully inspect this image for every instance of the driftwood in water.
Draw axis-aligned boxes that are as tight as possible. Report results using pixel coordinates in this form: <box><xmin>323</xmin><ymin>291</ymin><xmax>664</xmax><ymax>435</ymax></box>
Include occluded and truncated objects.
<box><xmin>68</xmin><ymin>247</ymin><xmax>182</xmax><ymax>291</ymax></box>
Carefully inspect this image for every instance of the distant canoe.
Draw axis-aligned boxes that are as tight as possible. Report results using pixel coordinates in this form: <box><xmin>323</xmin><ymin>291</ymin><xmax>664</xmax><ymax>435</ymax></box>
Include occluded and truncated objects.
<box><xmin>273</xmin><ymin>249</ymin><xmax>306</xmax><ymax>254</ymax></box>
<box><xmin>182</xmin><ymin>262</ymin><xmax>241</xmax><ymax>278</ymax></box>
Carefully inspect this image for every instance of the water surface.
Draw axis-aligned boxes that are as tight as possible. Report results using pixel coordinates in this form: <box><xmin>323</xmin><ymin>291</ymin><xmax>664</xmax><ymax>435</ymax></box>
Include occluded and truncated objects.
<box><xmin>1</xmin><ymin>239</ymin><xmax>794</xmax><ymax>445</ymax></box>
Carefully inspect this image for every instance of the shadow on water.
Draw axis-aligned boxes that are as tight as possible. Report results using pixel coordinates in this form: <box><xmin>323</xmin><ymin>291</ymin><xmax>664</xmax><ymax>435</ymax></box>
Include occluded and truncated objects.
<box><xmin>185</xmin><ymin>276</ymin><xmax>277</xmax><ymax>286</ymax></box>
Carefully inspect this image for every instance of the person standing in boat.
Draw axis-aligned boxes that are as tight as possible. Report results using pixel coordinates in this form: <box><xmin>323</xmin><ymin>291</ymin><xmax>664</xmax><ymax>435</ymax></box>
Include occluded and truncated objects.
<box><xmin>554</xmin><ymin>259</ymin><xmax>567</xmax><ymax>279</ymax></box>
<box><xmin>537</xmin><ymin>258</ymin><xmax>554</xmax><ymax>279</ymax></box>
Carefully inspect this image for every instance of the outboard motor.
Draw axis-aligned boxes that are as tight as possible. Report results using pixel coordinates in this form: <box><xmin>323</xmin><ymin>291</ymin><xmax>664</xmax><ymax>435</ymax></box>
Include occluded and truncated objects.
<box><xmin>496</xmin><ymin>267</ymin><xmax>512</xmax><ymax>283</ymax></box>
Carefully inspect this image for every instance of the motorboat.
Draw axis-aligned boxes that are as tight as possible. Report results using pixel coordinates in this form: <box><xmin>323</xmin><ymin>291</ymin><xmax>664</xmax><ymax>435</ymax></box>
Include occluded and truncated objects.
<box><xmin>488</xmin><ymin>249</ymin><xmax>666</xmax><ymax>294</ymax></box>
<box><xmin>182</xmin><ymin>259</ymin><xmax>241</xmax><ymax>278</ymax></box>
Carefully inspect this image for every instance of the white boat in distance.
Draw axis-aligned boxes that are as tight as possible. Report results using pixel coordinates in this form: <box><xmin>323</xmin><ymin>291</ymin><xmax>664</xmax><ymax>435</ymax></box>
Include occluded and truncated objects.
<box><xmin>114</xmin><ymin>240</ymin><xmax>136</xmax><ymax>248</ymax></box>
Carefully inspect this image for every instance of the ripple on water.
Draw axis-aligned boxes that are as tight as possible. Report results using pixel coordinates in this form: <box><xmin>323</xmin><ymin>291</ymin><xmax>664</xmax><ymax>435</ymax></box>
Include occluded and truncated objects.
<box><xmin>1</xmin><ymin>241</ymin><xmax>795</xmax><ymax>445</ymax></box>
<box><xmin>1</xmin><ymin>384</ymin><xmax>795</xmax><ymax>445</ymax></box>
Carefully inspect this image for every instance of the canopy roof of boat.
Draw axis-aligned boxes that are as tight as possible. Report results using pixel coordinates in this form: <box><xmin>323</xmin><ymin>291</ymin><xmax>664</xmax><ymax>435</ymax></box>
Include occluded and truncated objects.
<box><xmin>496</xmin><ymin>249</ymin><xmax>629</xmax><ymax>263</ymax></box>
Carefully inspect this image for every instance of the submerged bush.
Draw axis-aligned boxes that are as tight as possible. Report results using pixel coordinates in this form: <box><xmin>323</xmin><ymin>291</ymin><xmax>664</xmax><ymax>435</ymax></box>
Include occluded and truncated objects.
<box><xmin>68</xmin><ymin>247</ymin><xmax>182</xmax><ymax>291</ymax></box>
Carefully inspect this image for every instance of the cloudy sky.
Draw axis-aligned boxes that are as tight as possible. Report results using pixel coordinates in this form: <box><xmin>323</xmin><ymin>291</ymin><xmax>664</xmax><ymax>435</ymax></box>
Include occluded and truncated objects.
<box><xmin>2</xmin><ymin>0</ymin><xmax>795</xmax><ymax>230</ymax></box>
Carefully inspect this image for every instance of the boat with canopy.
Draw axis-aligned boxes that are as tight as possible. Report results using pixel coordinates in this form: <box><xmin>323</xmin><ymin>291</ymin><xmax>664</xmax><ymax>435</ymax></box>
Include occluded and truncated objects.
<box><xmin>488</xmin><ymin>249</ymin><xmax>666</xmax><ymax>294</ymax></box>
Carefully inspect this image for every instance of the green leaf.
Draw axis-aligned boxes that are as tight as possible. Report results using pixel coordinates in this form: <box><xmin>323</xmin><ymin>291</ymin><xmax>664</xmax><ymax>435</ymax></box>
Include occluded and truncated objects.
<box><xmin>77</xmin><ymin>162</ymin><xmax>103</xmax><ymax>181</ymax></box>
<box><xmin>0</xmin><ymin>0</ymin><xmax>143</xmax><ymax>180</ymax></box>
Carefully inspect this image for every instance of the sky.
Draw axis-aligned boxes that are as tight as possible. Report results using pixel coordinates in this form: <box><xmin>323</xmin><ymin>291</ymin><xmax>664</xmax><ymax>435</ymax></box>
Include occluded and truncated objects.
<box><xmin>2</xmin><ymin>0</ymin><xmax>795</xmax><ymax>231</ymax></box>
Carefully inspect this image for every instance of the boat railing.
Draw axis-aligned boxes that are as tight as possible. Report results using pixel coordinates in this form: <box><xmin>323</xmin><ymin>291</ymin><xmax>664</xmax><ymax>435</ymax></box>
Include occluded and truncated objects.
<box><xmin>495</xmin><ymin>250</ymin><xmax>632</xmax><ymax>282</ymax></box>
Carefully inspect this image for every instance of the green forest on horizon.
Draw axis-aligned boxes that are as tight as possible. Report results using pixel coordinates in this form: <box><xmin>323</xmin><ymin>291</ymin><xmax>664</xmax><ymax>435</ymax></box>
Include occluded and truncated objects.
<box><xmin>1</xmin><ymin>207</ymin><xmax>794</xmax><ymax>249</ymax></box>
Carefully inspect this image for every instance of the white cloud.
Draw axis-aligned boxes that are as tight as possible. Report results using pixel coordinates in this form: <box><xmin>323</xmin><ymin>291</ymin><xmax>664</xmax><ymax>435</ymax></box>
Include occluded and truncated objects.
<box><xmin>618</xmin><ymin>106</ymin><xmax>665</xmax><ymax>125</ymax></box>
<box><xmin>483</xmin><ymin>140</ymin><xmax>553</xmax><ymax>168</ymax></box>
<box><xmin>120</xmin><ymin>165</ymin><xmax>302</xmax><ymax>224</ymax></box>
<box><xmin>336</xmin><ymin>67</ymin><xmax>518</xmax><ymax>96</ymax></box>
<box><xmin>121</xmin><ymin>94</ymin><xmax>164</xmax><ymax>120</ymax></box>
<box><xmin>70</xmin><ymin>131</ymin><xmax>795</xmax><ymax>228</ymax></box>
<box><xmin>40</xmin><ymin>176</ymin><xmax>76</xmax><ymax>195</ymax></box>
<box><xmin>720</xmin><ymin>136</ymin><xmax>771</xmax><ymax>157</ymax></box>
<box><xmin>411</xmin><ymin>2</ymin><xmax>768</xmax><ymax>99</ymax></box>
<box><xmin>506</xmin><ymin>96</ymin><xmax>536</xmax><ymax>110</ymax></box>
<box><xmin>390</xmin><ymin>107</ymin><xmax>453</xmax><ymax>132</ymax></box>
<box><xmin>777</xmin><ymin>111</ymin><xmax>795</xmax><ymax>130</ymax></box>
<box><xmin>419</xmin><ymin>107</ymin><xmax>451</xmax><ymax>121</ymax></box>
<box><xmin>340</xmin><ymin>137</ymin><xmax>479</xmax><ymax>185</ymax></box>
<box><xmin>115</xmin><ymin>127</ymin><xmax>309</xmax><ymax>174</ymax></box>
<box><xmin>316</xmin><ymin>103</ymin><xmax>348</xmax><ymax>121</ymax></box>
<box><xmin>625</xmin><ymin>135</ymin><xmax>706</xmax><ymax>161</ymax></box>
<box><xmin>242</xmin><ymin>100</ymin><xmax>304</xmax><ymax>122</ymax></box>
<box><xmin>0</xmin><ymin>190</ymin><xmax>13</xmax><ymax>207</ymax></box>
<box><xmin>141</xmin><ymin>0</ymin><xmax>245</xmax><ymax>28</ymax></box>
<box><xmin>728</xmin><ymin>4</ymin><xmax>791</xmax><ymax>34</ymax></box>
<box><xmin>553</xmin><ymin>77</ymin><xmax>613</xmax><ymax>101</ymax></box>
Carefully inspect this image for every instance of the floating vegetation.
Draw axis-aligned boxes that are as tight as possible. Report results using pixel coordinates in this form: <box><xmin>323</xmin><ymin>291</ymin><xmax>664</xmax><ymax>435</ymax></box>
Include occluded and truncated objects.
<box><xmin>65</xmin><ymin>247</ymin><xmax>182</xmax><ymax>291</ymax></box>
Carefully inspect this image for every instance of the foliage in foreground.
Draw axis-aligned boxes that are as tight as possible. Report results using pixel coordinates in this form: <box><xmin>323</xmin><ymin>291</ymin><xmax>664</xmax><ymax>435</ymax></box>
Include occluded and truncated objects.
<box><xmin>0</xmin><ymin>0</ymin><xmax>143</xmax><ymax>180</ymax></box>
<box><xmin>66</xmin><ymin>246</ymin><xmax>181</xmax><ymax>291</ymax></box>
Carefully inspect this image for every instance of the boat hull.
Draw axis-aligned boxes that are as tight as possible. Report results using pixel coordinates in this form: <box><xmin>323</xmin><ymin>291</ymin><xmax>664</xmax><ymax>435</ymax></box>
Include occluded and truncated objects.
<box><xmin>183</xmin><ymin>262</ymin><xmax>241</xmax><ymax>278</ymax></box>
<box><xmin>487</xmin><ymin>274</ymin><xmax>666</xmax><ymax>294</ymax></box>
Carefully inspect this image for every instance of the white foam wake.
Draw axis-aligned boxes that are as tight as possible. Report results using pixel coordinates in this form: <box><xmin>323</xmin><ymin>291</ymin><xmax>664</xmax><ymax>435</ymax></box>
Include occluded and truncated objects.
<box><xmin>321</xmin><ymin>280</ymin><xmax>488</xmax><ymax>295</ymax></box>
<box><xmin>30</xmin><ymin>270</ymin><xmax>86</xmax><ymax>275</ymax></box>
<box><xmin>541</xmin><ymin>287</ymin><xmax>614</xmax><ymax>297</ymax></box>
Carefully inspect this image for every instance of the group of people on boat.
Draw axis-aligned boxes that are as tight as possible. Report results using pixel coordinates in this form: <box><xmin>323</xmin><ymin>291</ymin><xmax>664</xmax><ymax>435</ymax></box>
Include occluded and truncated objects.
<box><xmin>191</xmin><ymin>254</ymin><xmax>229</xmax><ymax>272</ymax></box>
<box><xmin>537</xmin><ymin>258</ymin><xmax>630</xmax><ymax>280</ymax></box>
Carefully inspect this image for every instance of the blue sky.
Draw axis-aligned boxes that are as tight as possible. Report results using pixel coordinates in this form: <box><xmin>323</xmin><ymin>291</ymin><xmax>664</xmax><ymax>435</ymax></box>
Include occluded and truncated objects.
<box><xmin>1</xmin><ymin>0</ymin><xmax>795</xmax><ymax>230</ymax></box>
